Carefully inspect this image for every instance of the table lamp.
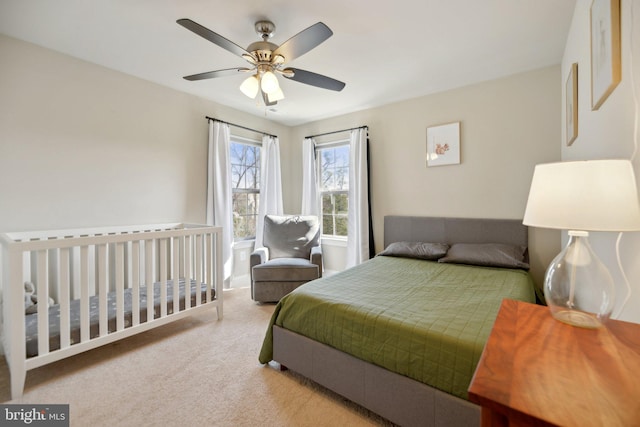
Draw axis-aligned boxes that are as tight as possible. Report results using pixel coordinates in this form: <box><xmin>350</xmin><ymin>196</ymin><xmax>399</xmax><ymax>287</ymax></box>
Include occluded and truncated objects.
<box><xmin>523</xmin><ymin>159</ymin><xmax>640</xmax><ymax>328</ymax></box>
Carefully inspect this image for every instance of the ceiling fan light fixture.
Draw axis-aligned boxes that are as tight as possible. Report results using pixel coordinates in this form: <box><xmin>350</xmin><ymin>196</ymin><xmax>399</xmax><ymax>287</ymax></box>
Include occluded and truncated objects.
<box><xmin>240</xmin><ymin>75</ymin><xmax>259</xmax><ymax>98</ymax></box>
<box><xmin>260</xmin><ymin>70</ymin><xmax>280</xmax><ymax>94</ymax></box>
<box><xmin>267</xmin><ymin>87</ymin><xmax>285</xmax><ymax>103</ymax></box>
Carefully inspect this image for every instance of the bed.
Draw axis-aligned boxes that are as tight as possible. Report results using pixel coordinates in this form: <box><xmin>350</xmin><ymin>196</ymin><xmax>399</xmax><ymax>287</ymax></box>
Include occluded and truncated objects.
<box><xmin>1</xmin><ymin>223</ymin><xmax>223</xmax><ymax>399</ymax></box>
<box><xmin>259</xmin><ymin>216</ymin><xmax>537</xmax><ymax>426</ymax></box>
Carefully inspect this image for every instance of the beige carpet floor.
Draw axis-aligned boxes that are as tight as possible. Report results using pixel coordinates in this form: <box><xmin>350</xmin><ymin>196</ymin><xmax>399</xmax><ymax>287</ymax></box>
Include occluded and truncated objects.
<box><xmin>0</xmin><ymin>285</ymin><xmax>393</xmax><ymax>426</ymax></box>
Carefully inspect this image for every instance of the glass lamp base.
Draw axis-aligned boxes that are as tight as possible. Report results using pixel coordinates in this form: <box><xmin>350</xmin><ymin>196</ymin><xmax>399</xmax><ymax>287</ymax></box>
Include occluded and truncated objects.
<box><xmin>551</xmin><ymin>309</ymin><xmax>603</xmax><ymax>329</ymax></box>
<box><xmin>543</xmin><ymin>231</ymin><xmax>615</xmax><ymax>329</ymax></box>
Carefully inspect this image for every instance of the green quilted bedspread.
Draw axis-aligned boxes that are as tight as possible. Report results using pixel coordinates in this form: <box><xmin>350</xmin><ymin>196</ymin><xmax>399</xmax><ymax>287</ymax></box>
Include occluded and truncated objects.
<box><xmin>258</xmin><ymin>255</ymin><xmax>536</xmax><ymax>399</ymax></box>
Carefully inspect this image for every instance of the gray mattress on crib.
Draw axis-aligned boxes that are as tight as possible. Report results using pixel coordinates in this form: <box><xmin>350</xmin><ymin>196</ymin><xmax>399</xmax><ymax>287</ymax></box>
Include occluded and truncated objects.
<box><xmin>25</xmin><ymin>280</ymin><xmax>215</xmax><ymax>357</ymax></box>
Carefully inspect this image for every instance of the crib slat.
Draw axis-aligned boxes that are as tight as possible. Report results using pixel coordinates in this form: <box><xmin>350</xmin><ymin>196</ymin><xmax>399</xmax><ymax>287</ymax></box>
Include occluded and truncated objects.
<box><xmin>206</xmin><ymin>233</ymin><xmax>213</xmax><ymax>303</ymax></box>
<box><xmin>36</xmin><ymin>250</ymin><xmax>50</xmax><ymax>356</ymax></box>
<box><xmin>132</xmin><ymin>240</ymin><xmax>140</xmax><ymax>326</ymax></box>
<box><xmin>145</xmin><ymin>239</ymin><xmax>153</xmax><ymax>322</ymax></box>
<box><xmin>115</xmin><ymin>242</ymin><xmax>125</xmax><ymax>331</ymax></box>
<box><xmin>98</xmin><ymin>244</ymin><xmax>108</xmax><ymax>337</ymax></box>
<box><xmin>195</xmin><ymin>234</ymin><xmax>202</xmax><ymax>306</ymax></box>
<box><xmin>184</xmin><ymin>235</ymin><xmax>191</xmax><ymax>310</ymax></box>
<box><xmin>160</xmin><ymin>239</ymin><xmax>167</xmax><ymax>317</ymax></box>
<box><xmin>172</xmin><ymin>237</ymin><xmax>180</xmax><ymax>314</ymax></box>
<box><xmin>215</xmin><ymin>229</ymin><xmax>223</xmax><ymax>319</ymax></box>
<box><xmin>59</xmin><ymin>248</ymin><xmax>71</xmax><ymax>349</ymax></box>
<box><xmin>80</xmin><ymin>246</ymin><xmax>90</xmax><ymax>343</ymax></box>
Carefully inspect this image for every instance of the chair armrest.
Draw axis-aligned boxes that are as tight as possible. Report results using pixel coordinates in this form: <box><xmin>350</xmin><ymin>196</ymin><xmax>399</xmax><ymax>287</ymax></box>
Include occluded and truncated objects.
<box><xmin>250</xmin><ymin>247</ymin><xmax>269</xmax><ymax>281</ymax></box>
<box><xmin>250</xmin><ymin>247</ymin><xmax>269</xmax><ymax>267</ymax></box>
<box><xmin>310</xmin><ymin>245</ymin><xmax>323</xmax><ymax>278</ymax></box>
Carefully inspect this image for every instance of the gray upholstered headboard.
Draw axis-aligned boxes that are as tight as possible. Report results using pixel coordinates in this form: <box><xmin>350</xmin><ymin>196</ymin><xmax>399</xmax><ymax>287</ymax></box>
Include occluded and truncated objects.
<box><xmin>383</xmin><ymin>216</ymin><xmax>528</xmax><ymax>249</ymax></box>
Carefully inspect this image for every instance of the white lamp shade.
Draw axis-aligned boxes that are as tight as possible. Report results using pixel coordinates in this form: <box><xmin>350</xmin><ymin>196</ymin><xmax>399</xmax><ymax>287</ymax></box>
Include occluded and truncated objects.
<box><xmin>267</xmin><ymin>87</ymin><xmax>285</xmax><ymax>103</ymax></box>
<box><xmin>240</xmin><ymin>75</ymin><xmax>259</xmax><ymax>98</ymax></box>
<box><xmin>523</xmin><ymin>159</ymin><xmax>640</xmax><ymax>231</ymax></box>
<box><xmin>260</xmin><ymin>71</ymin><xmax>280</xmax><ymax>94</ymax></box>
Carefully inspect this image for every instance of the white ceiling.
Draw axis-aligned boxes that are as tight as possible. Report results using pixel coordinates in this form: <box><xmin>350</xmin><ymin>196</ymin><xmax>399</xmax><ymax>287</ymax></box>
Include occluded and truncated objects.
<box><xmin>0</xmin><ymin>0</ymin><xmax>576</xmax><ymax>126</ymax></box>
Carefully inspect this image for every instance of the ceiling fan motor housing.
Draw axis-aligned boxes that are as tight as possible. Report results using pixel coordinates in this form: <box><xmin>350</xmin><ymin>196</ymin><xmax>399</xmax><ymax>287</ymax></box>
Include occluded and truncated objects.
<box><xmin>246</xmin><ymin>40</ymin><xmax>279</xmax><ymax>63</ymax></box>
<box><xmin>255</xmin><ymin>20</ymin><xmax>275</xmax><ymax>40</ymax></box>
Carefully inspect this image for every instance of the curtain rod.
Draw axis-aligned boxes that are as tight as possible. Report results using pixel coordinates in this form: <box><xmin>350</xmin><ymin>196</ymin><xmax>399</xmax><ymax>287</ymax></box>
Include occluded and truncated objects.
<box><xmin>305</xmin><ymin>125</ymin><xmax>368</xmax><ymax>140</ymax></box>
<box><xmin>206</xmin><ymin>116</ymin><xmax>277</xmax><ymax>139</ymax></box>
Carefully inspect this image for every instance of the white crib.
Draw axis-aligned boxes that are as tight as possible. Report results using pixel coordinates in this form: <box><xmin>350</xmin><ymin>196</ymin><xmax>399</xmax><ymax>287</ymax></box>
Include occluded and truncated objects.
<box><xmin>0</xmin><ymin>223</ymin><xmax>223</xmax><ymax>399</ymax></box>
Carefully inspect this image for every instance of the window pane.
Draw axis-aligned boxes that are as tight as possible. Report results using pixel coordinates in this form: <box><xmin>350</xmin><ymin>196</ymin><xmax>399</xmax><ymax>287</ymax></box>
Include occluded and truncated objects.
<box><xmin>335</xmin><ymin>215</ymin><xmax>348</xmax><ymax>237</ymax></box>
<box><xmin>319</xmin><ymin>146</ymin><xmax>350</xmax><ymax>192</ymax></box>
<box><xmin>335</xmin><ymin>193</ymin><xmax>348</xmax><ymax>214</ymax></box>
<box><xmin>335</xmin><ymin>145</ymin><xmax>349</xmax><ymax>168</ymax></box>
<box><xmin>231</xmin><ymin>140</ymin><xmax>261</xmax><ymax>239</ymax></box>
<box><xmin>318</xmin><ymin>142</ymin><xmax>350</xmax><ymax>237</ymax></box>
<box><xmin>322</xmin><ymin>194</ymin><xmax>334</xmax><ymax>213</ymax></box>
<box><xmin>231</xmin><ymin>142</ymin><xmax>260</xmax><ymax>190</ymax></box>
<box><xmin>322</xmin><ymin>215</ymin><xmax>335</xmax><ymax>235</ymax></box>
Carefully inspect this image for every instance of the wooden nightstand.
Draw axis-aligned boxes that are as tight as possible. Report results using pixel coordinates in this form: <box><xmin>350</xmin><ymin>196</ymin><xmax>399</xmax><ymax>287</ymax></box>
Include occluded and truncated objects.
<box><xmin>468</xmin><ymin>299</ymin><xmax>640</xmax><ymax>427</ymax></box>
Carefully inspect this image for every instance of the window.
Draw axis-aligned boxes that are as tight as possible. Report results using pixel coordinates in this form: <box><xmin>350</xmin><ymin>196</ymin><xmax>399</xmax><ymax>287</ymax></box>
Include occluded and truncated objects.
<box><xmin>318</xmin><ymin>143</ymin><xmax>349</xmax><ymax>237</ymax></box>
<box><xmin>230</xmin><ymin>138</ymin><xmax>260</xmax><ymax>240</ymax></box>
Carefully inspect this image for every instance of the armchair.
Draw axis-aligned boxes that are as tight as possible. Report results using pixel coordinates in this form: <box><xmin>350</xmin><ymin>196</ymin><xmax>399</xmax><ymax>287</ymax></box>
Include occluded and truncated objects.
<box><xmin>250</xmin><ymin>215</ymin><xmax>322</xmax><ymax>302</ymax></box>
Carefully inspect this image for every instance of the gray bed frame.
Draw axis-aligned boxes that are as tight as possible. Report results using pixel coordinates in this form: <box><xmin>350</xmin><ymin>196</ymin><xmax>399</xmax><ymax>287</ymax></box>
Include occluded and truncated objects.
<box><xmin>272</xmin><ymin>216</ymin><xmax>528</xmax><ymax>427</ymax></box>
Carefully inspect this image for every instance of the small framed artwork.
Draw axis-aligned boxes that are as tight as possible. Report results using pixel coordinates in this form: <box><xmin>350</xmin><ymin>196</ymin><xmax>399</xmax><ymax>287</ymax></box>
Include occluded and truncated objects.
<box><xmin>590</xmin><ymin>0</ymin><xmax>621</xmax><ymax>110</ymax></box>
<box><xmin>426</xmin><ymin>122</ymin><xmax>460</xmax><ymax>167</ymax></box>
<box><xmin>566</xmin><ymin>63</ymin><xmax>578</xmax><ymax>146</ymax></box>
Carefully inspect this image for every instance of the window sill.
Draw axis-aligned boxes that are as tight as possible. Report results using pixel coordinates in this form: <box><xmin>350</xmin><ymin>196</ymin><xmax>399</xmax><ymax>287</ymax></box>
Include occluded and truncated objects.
<box><xmin>321</xmin><ymin>237</ymin><xmax>347</xmax><ymax>247</ymax></box>
<box><xmin>233</xmin><ymin>239</ymin><xmax>255</xmax><ymax>250</ymax></box>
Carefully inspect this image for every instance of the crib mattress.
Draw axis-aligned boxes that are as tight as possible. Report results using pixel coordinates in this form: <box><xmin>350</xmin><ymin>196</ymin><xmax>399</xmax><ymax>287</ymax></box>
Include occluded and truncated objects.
<box><xmin>25</xmin><ymin>280</ymin><xmax>215</xmax><ymax>357</ymax></box>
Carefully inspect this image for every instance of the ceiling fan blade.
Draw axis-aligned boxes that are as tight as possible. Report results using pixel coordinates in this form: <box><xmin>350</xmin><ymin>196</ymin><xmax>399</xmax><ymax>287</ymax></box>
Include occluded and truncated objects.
<box><xmin>273</xmin><ymin>22</ymin><xmax>332</xmax><ymax>63</ymax></box>
<box><xmin>284</xmin><ymin>68</ymin><xmax>346</xmax><ymax>92</ymax></box>
<box><xmin>183</xmin><ymin>68</ymin><xmax>250</xmax><ymax>81</ymax></box>
<box><xmin>177</xmin><ymin>18</ymin><xmax>249</xmax><ymax>57</ymax></box>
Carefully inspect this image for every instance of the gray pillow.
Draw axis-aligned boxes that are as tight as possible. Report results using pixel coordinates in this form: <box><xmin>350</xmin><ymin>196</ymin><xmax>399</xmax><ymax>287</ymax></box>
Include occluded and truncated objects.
<box><xmin>263</xmin><ymin>215</ymin><xmax>320</xmax><ymax>259</ymax></box>
<box><xmin>378</xmin><ymin>241</ymin><xmax>450</xmax><ymax>261</ymax></box>
<box><xmin>438</xmin><ymin>243</ymin><xmax>530</xmax><ymax>270</ymax></box>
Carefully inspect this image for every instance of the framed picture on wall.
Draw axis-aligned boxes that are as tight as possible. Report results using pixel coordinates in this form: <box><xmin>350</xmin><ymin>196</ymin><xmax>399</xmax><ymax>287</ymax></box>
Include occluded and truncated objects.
<box><xmin>590</xmin><ymin>0</ymin><xmax>621</xmax><ymax>110</ymax></box>
<box><xmin>426</xmin><ymin>122</ymin><xmax>460</xmax><ymax>167</ymax></box>
<box><xmin>566</xmin><ymin>63</ymin><xmax>578</xmax><ymax>146</ymax></box>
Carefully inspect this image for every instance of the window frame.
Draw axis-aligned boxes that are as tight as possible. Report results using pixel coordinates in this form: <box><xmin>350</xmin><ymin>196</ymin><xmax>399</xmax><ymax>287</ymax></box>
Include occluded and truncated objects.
<box><xmin>230</xmin><ymin>135</ymin><xmax>262</xmax><ymax>242</ymax></box>
<box><xmin>316</xmin><ymin>139</ymin><xmax>350</xmax><ymax>239</ymax></box>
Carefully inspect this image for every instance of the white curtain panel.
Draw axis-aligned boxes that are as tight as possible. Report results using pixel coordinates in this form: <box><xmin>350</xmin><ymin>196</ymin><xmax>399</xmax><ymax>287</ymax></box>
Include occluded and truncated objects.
<box><xmin>255</xmin><ymin>134</ymin><xmax>283</xmax><ymax>248</ymax></box>
<box><xmin>346</xmin><ymin>128</ymin><xmax>370</xmax><ymax>268</ymax></box>
<box><xmin>206</xmin><ymin>120</ymin><xmax>233</xmax><ymax>279</ymax></box>
<box><xmin>301</xmin><ymin>137</ymin><xmax>320</xmax><ymax>216</ymax></box>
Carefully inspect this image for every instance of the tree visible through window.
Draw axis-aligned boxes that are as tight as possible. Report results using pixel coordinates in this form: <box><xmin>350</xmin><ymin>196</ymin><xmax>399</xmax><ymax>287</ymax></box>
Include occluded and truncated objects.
<box><xmin>318</xmin><ymin>144</ymin><xmax>349</xmax><ymax>237</ymax></box>
<box><xmin>231</xmin><ymin>140</ymin><xmax>260</xmax><ymax>240</ymax></box>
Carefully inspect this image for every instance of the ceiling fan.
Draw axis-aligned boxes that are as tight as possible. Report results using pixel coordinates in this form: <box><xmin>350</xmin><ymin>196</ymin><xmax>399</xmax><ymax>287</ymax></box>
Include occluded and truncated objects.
<box><xmin>177</xmin><ymin>18</ymin><xmax>346</xmax><ymax>106</ymax></box>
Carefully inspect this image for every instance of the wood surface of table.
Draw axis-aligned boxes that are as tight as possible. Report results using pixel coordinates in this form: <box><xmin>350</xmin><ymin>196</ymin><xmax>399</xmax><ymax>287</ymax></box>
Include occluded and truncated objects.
<box><xmin>468</xmin><ymin>299</ymin><xmax>640</xmax><ymax>427</ymax></box>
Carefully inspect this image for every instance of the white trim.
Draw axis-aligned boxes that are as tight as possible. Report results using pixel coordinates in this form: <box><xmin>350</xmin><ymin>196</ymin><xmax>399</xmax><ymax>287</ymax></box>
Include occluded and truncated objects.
<box><xmin>321</xmin><ymin>237</ymin><xmax>347</xmax><ymax>247</ymax></box>
<box><xmin>231</xmin><ymin>134</ymin><xmax>262</xmax><ymax>147</ymax></box>
<box><xmin>233</xmin><ymin>239</ymin><xmax>255</xmax><ymax>250</ymax></box>
<box><xmin>314</xmin><ymin>138</ymin><xmax>350</xmax><ymax>150</ymax></box>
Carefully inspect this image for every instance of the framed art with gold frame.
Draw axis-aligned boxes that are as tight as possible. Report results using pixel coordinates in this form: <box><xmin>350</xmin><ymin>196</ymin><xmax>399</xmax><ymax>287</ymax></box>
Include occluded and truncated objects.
<box><xmin>590</xmin><ymin>0</ymin><xmax>621</xmax><ymax>110</ymax></box>
<box><xmin>566</xmin><ymin>63</ymin><xmax>578</xmax><ymax>146</ymax></box>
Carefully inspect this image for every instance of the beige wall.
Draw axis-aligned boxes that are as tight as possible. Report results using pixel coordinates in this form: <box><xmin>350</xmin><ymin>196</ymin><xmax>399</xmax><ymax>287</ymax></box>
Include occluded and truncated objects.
<box><xmin>0</xmin><ymin>33</ymin><xmax>563</xmax><ymax>291</ymax></box>
<box><xmin>287</xmin><ymin>66</ymin><xmax>563</xmax><ymax>285</ymax></box>
<box><xmin>0</xmin><ymin>34</ymin><xmax>290</xmax><ymax>233</ymax></box>
<box><xmin>561</xmin><ymin>0</ymin><xmax>640</xmax><ymax>323</ymax></box>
